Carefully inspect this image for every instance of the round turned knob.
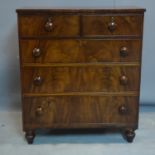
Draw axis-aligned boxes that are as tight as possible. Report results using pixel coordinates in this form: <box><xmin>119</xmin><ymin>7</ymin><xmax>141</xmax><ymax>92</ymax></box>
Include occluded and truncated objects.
<box><xmin>33</xmin><ymin>76</ymin><xmax>43</xmax><ymax>86</ymax></box>
<box><xmin>108</xmin><ymin>17</ymin><xmax>117</xmax><ymax>32</ymax></box>
<box><xmin>44</xmin><ymin>17</ymin><xmax>53</xmax><ymax>32</ymax></box>
<box><xmin>32</xmin><ymin>48</ymin><xmax>41</xmax><ymax>57</ymax></box>
<box><xmin>119</xmin><ymin>105</ymin><xmax>128</xmax><ymax>115</ymax></box>
<box><xmin>120</xmin><ymin>75</ymin><xmax>128</xmax><ymax>85</ymax></box>
<box><xmin>36</xmin><ymin>107</ymin><xmax>43</xmax><ymax>116</ymax></box>
<box><xmin>120</xmin><ymin>47</ymin><xmax>128</xmax><ymax>57</ymax></box>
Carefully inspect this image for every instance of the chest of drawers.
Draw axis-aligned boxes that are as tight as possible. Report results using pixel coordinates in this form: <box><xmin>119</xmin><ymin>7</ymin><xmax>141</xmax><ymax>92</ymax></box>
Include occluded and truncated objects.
<box><xmin>16</xmin><ymin>8</ymin><xmax>145</xmax><ymax>144</ymax></box>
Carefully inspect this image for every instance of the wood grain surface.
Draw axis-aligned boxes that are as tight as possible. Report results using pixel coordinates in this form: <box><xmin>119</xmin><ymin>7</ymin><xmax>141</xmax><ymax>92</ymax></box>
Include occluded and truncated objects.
<box><xmin>20</xmin><ymin>39</ymin><xmax>141</xmax><ymax>63</ymax></box>
<box><xmin>19</xmin><ymin>15</ymin><xmax>80</xmax><ymax>37</ymax></box>
<box><xmin>16</xmin><ymin>8</ymin><xmax>145</xmax><ymax>143</ymax></box>
<box><xmin>22</xmin><ymin>66</ymin><xmax>140</xmax><ymax>93</ymax></box>
<box><xmin>82</xmin><ymin>15</ymin><xmax>143</xmax><ymax>36</ymax></box>
<box><xmin>23</xmin><ymin>96</ymin><xmax>138</xmax><ymax>129</ymax></box>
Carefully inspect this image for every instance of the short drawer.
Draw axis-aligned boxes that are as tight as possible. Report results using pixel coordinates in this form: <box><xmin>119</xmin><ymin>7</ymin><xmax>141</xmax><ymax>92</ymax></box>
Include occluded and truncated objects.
<box><xmin>82</xmin><ymin>15</ymin><xmax>143</xmax><ymax>36</ymax></box>
<box><xmin>23</xmin><ymin>96</ymin><xmax>138</xmax><ymax>127</ymax></box>
<box><xmin>18</xmin><ymin>15</ymin><xmax>80</xmax><ymax>37</ymax></box>
<box><xmin>20</xmin><ymin>39</ymin><xmax>141</xmax><ymax>63</ymax></box>
<box><xmin>22</xmin><ymin>66</ymin><xmax>140</xmax><ymax>93</ymax></box>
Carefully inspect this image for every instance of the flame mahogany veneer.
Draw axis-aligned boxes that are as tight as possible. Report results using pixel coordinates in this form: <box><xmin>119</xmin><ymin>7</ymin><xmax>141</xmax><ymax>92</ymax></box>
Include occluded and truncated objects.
<box><xmin>16</xmin><ymin>8</ymin><xmax>145</xmax><ymax>144</ymax></box>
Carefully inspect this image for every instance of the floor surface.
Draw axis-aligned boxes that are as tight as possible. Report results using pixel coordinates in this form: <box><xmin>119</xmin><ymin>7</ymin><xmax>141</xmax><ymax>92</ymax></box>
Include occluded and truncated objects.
<box><xmin>0</xmin><ymin>106</ymin><xmax>155</xmax><ymax>155</ymax></box>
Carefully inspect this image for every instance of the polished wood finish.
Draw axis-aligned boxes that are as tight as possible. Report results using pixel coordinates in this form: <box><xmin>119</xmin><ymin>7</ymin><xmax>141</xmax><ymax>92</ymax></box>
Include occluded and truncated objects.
<box><xmin>22</xmin><ymin>66</ymin><xmax>140</xmax><ymax>93</ymax></box>
<box><xmin>16</xmin><ymin>8</ymin><xmax>145</xmax><ymax>14</ymax></box>
<box><xmin>23</xmin><ymin>92</ymin><xmax>139</xmax><ymax>97</ymax></box>
<box><xmin>123</xmin><ymin>128</ymin><xmax>136</xmax><ymax>143</ymax></box>
<box><xmin>16</xmin><ymin>8</ymin><xmax>145</xmax><ymax>144</ymax></box>
<box><xmin>19</xmin><ymin>15</ymin><xmax>80</xmax><ymax>37</ymax></box>
<box><xmin>23</xmin><ymin>96</ymin><xmax>138</xmax><ymax>129</ymax></box>
<box><xmin>82</xmin><ymin>15</ymin><xmax>143</xmax><ymax>36</ymax></box>
<box><xmin>25</xmin><ymin>130</ymin><xmax>35</xmax><ymax>144</ymax></box>
<box><xmin>20</xmin><ymin>39</ymin><xmax>141</xmax><ymax>63</ymax></box>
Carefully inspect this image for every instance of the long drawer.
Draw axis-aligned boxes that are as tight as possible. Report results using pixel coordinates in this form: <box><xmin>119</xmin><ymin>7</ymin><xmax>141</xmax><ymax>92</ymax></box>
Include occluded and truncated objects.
<box><xmin>22</xmin><ymin>66</ymin><xmax>140</xmax><ymax>93</ymax></box>
<box><xmin>23</xmin><ymin>96</ymin><xmax>138</xmax><ymax>128</ymax></box>
<box><xmin>20</xmin><ymin>39</ymin><xmax>141</xmax><ymax>63</ymax></box>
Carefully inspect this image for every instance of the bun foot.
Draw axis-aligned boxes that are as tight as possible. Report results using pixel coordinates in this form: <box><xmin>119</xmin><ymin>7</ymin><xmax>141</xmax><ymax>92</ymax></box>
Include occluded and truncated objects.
<box><xmin>25</xmin><ymin>130</ymin><xmax>35</xmax><ymax>144</ymax></box>
<box><xmin>123</xmin><ymin>128</ymin><xmax>135</xmax><ymax>143</ymax></box>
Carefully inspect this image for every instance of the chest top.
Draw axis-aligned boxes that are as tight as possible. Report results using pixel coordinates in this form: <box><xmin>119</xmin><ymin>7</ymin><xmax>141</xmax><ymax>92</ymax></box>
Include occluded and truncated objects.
<box><xmin>16</xmin><ymin>8</ymin><xmax>145</xmax><ymax>38</ymax></box>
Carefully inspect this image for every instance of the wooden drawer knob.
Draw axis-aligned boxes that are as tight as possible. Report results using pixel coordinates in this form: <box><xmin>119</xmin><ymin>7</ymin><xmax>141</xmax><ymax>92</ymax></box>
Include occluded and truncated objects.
<box><xmin>33</xmin><ymin>76</ymin><xmax>43</xmax><ymax>86</ymax></box>
<box><xmin>44</xmin><ymin>17</ymin><xmax>53</xmax><ymax>32</ymax></box>
<box><xmin>32</xmin><ymin>48</ymin><xmax>41</xmax><ymax>57</ymax></box>
<box><xmin>36</xmin><ymin>107</ymin><xmax>43</xmax><ymax>116</ymax></box>
<box><xmin>108</xmin><ymin>17</ymin><xmax>117</xmax><ymax>32</ymax></box>
<box><xmin>120</xmin><ymin>75</ymin><xmax>128</xmax><ymax>85</ymax></box>
<box><xmin>119</xmin><ymin>105</ymin><xmax>128</xmax><ymax>115</ymax></box>
<box><xmin>120</xmin><ymin>47</ymin><xmax>128</xmax><ymax>57</ymax></box>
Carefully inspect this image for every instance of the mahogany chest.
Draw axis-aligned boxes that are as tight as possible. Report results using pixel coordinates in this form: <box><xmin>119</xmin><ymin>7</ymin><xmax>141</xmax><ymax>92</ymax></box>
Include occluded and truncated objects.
<box><xmin>16</xmin><ymin>8</ymin><xmax>145</xmax><ymax>144</ymax></box>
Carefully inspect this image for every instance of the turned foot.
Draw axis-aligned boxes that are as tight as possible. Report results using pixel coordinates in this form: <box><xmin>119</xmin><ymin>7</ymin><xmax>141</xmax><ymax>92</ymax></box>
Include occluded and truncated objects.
<box><xmin>123</xmin><ymin>128</ymin><xmax>135</xmax><ymax>143</ymax></box>
<box><xmin>25</xmin><ymin>130</ymin><xmax>35</xmax><ymax>144</ymax></box>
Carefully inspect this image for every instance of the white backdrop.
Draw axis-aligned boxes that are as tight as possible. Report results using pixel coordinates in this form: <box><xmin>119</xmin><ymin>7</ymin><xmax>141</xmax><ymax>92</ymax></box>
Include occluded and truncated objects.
<box><xmin>0</xmin><ymin>0</ymin><xmax>154</xmax><ymax>110</ymax></box>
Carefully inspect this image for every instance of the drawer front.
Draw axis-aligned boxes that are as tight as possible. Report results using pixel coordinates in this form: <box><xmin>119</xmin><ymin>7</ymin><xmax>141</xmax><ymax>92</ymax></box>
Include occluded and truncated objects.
<box><xmin>23</xmin><ymin>96</ymin><xmax>138</xmax><ymax>127</ymax></box>
<box><xmin>22</xmin><ymin>66</ymin><xmax>140</xmax><ymax>93</ymax></box>
<box><xmin>82</xmin><ymin>15</ymin><xmax>143</xmax><ymax>36</ymax></box>
<box><xmin>19</xmin><ymin>15</ymin><xmax>80</xmax><ymax>37</ymax></box>
<box><xmin>20</xmin><ymin>39</ymin><xmax>141</xmax><ymax>63</ymax></box>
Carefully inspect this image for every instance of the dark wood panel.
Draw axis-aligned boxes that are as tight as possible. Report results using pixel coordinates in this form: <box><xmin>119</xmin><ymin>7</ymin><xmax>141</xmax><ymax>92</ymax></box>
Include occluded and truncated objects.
<box><xmin>83</xmin><ymin>15</ymin><xmax>143</xmax><ymax>36</ymax></box>
<box><xmin>20</xmin><ymin>39</ymin><xmax>141</xmax><ymax>63</ymax></box>
<box><xmin>19</xmin><ymin>15</ymin><xmax>80</xmax><ymax>37</ymax></box>
<box><xmin>16</xmin><ymin>8</ymin><xmax>146</xmax><ymax>14</ymax></box>
<box><xmin>23</xmin><ymin>96</ymin><xmax>138</xmax><ymax>128</ymax></box>
<box><xmin>22</xmin><ymin>66</ymin><xmax>140</xmax><ymax>93</ymax></box>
